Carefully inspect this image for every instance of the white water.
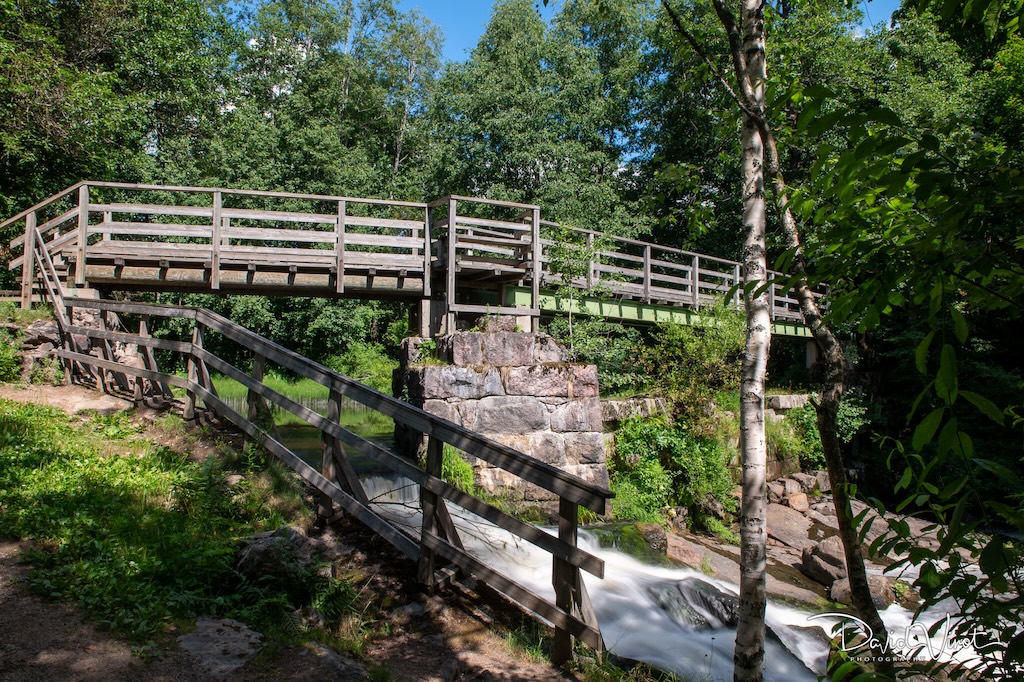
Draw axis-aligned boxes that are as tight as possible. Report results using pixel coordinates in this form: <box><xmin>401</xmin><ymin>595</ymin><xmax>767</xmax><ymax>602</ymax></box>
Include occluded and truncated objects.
<box><xmin>362</xmin><ymin>476</ymin><xmax>828</xmax><ymax>680</ymax></box>
<box><xmin>360</xmin><ymin>475</ymin><xmax>993</xmax><ymax>680</ymax></box>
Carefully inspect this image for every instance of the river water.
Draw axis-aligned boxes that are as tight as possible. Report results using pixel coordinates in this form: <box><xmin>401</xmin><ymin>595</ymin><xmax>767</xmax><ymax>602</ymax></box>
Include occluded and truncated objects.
<box><xmin>266</xmin><ymin>412</ymin><xmax>985</xmax><ymax>681</ymax></box>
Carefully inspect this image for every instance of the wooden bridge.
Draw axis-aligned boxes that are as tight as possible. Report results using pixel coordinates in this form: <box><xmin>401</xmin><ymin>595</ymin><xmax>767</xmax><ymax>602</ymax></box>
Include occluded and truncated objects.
<box><xmin>4</xmin><ymin>181</ymin><xmax>815</xmax><ymax>337</ymax></box>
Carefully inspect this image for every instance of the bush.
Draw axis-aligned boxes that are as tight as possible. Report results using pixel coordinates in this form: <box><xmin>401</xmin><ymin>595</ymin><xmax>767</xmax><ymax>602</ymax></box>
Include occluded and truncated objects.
<box><xmin>641</xmin><ymin>299</ymin><xmax>744</xmax><ymax>425</ymax></box>
<box><xmin>611</xmin><ymin>416</ymin><xmax>736</xmax><ymax>531</ymax></box>
<box><xmin>787</xmin><ymin>393</ymin><xmax>869</xmax><ymax>470</ymax></box>
<box><xmin>545</xmin><ymin>316</ymin><xmax>647</xmax><ymax>396</ymax></box>
<box><xmin>441</xmin><ymin>445</ymin><xmax>475</xmax><ymax>493</ymax></box>
<box><xmin>0</xmin><ymin>329</ymin><xmax>21</xmax><ymax>382</ymax></box>
<box><xmin>328</xmin><ymin>342</ymin><xmax>398</xmax><ymax>393</ymax></box>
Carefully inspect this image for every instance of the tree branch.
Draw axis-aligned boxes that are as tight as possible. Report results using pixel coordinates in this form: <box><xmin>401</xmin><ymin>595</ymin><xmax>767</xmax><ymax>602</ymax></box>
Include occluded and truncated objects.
<box><xmin>659</xmin><ymin>0</ymin><xmax>757</xmax><ymax>119</ymax></box>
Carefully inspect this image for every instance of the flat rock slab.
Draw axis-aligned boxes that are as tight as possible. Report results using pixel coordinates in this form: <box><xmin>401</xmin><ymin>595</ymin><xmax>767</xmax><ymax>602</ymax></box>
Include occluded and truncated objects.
<box><xmin>766</xmin><ymin>503</ymin><xmax>814</xmax><ymax>551</ymax></box>
<box><xmin>667</xmin><ymin>532</ymin><xmax>825</xmax><ymax>607</ymax></box>
<box><xmin>177</xmin><ymin>617</ymin><xmax>263</xmax><ymax>676</ymax></box>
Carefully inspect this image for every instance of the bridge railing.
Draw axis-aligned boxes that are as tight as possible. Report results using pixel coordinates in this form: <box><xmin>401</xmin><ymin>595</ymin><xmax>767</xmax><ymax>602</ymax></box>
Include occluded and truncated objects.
<box><xmin>537</xmin><ymin>221</ymin><xmax>813</xmax><ymax>321</ymax></box>
<box><xmin>4</xmin><ymin>181</ymin><xmax>431</xmax><ymax>298</ymax></box>
<box><xmin>4</xmin><ymin>181</ymin><xmax>819</xmax><ymax>324</ymax></box>
<box><xmin>429</xmin><ymin>195</ymin><xmax>542</xmax><ymax>330</ymax></box>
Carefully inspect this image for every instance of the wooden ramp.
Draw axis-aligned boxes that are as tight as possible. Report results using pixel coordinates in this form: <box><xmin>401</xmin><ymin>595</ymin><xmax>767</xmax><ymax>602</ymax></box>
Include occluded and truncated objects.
<box><xmin>3</xmin><ymin>181</ymin><xmax>820</xmax><ymax>337</ymax></box>
<box><xmin>17</xmin><ymin>227</ymin><xmax>613</xmax><ymax>665</ymax></box>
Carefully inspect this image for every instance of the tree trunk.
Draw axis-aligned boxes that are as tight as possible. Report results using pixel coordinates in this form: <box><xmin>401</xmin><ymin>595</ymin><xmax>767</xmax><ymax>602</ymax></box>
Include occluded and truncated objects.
<box><xmin>733</xmin><ymin>2</ymin><xmax>770</xmax><ymax>679</ymax></box>
<box><xmin>759</xmin><ymin>129</ymin><xmax>892</xmax><ymax>667</ymax></box>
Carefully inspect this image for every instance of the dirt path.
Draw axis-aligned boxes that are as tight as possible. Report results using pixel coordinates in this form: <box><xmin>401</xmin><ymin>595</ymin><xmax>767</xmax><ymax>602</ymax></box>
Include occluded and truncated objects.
<box><xmin>0</xmin><ymin>386</ymin><xmax>571</xmax><ymax>682</ymax></box>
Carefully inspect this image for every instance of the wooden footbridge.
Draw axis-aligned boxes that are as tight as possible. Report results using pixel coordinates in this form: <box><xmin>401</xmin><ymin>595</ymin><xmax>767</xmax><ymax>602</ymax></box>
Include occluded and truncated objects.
<box><xmin>4</xmin><ymin>181</ymin><xmax>814</xmax><ymax>337</ymax></box>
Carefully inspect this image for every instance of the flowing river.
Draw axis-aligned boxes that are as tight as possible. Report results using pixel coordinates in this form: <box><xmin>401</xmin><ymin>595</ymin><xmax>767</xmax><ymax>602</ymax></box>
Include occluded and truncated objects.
<box><xmin>267</xmin><ymin>415</ymin><xmax>986</xmax><ymax>681</ymax></box>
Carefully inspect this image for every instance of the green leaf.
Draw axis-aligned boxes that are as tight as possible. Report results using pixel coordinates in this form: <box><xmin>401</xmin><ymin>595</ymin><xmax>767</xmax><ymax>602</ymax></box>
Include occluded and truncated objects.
<box><xmin>975</xmin><ymin>458</ymin><xmax>1022</xmax><ymax>487</ymax></box>
<box><xmin>960</xmin><ymin>390</ymin><xmax>1005</xmax><ymax>425</ymax></box>
<box><xmin>979</xmin><ymin>537</ymin><xmax>1009</xmax><ymax>576</ymax></box>
<box><xmin>935</xmin><ymin>343</ymin><xmax>958</xmax><ymax>404</ymax></box>
<box><xmin>913</xmin><ymin>407</ymin><xmax>945</xmax><ymax>451</ymax></box>
<box><xmin>896</xmin><ymin>467</ymin><xmax>913</xmax><ymax>491</ymax></box>
<box><xmin>915</xmin><ymin>331</ymin><xmax>935</xmax><ymax>374</ymax></box>
<box><xmin>950</xmin><ymin>307</ymin><xmax>968</xmax><ymax>343</ymax></box>
<box><xmin>865</xmin><ymin>108</ymin><xmax>903</xmax><ymax>127</ymax></box>
<box><xmin>1006</xmin><ymin>632</ymin><xmax>1024</xmax><ymax>669</ymax></box>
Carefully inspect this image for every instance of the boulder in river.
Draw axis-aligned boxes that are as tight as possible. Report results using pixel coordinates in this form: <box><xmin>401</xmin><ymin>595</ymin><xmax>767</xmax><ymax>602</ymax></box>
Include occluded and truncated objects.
<box><xmin>829</xmin><ymin>575</ymin><xmax>896</xmax><ymax>608</ymax></box>
<box><xmin>647</xmin><ymin>577</ymin><xmax>739</xmax><ymax>630</ymax></box>
<box><xmin>800</xmin><ymin>535</ymin><xmax>847</xmax><ymax>586</ymax></box>
<box><xmin>766</xmin><ymin>503</ymin><xmax>814</xmax><ymax>551</ymax></box>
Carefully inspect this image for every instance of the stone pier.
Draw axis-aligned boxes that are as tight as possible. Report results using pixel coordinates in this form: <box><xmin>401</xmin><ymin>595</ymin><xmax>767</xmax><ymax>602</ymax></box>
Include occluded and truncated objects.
<box><xmin>394</xmin><ymin>320</ymin><xmax>610</xmax><ymax>505</ymax></box>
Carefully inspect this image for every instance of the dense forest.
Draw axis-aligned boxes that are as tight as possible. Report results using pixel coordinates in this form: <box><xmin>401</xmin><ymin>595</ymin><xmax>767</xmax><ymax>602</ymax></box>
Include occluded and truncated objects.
<box><xmin>2</xmin><ymin>0</ymin><xmax>1023</xmax><ymax>678</ymax></box>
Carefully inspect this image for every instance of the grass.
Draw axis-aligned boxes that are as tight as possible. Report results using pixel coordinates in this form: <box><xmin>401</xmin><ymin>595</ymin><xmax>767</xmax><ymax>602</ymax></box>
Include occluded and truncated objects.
<box><xmin>0</xmin><ymin>399</ymin><xmax>367</xmax><ymax>653</ymax></box>
<box><xmin>206</xmin><ymin>372</ymin><xmax>394</xmax><ymax>434</ymax></box>
<box><xmin>0</xmin><ymin>301</ymin><xmax>55</xmax><ymax>325</ymax></box>
<box><xmin>211</xmin><ymin>372</ymin><xmax>330</xmax><ymax>403</ymax></box>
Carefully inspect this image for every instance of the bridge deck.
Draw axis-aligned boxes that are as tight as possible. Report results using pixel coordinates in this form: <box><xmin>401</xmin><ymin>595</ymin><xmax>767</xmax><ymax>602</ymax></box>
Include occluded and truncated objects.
<box><xmin>4</xmin><ymin>181</ymin><xmax>818</xmax><ymax>336</ymax></box>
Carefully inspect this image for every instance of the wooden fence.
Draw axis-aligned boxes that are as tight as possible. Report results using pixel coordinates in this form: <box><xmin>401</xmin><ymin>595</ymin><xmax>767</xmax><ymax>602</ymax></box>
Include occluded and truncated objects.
<box><xmin>20</xmin><ymin>215</ymin><xmax>612</xmax><ymax>664</ymax></box>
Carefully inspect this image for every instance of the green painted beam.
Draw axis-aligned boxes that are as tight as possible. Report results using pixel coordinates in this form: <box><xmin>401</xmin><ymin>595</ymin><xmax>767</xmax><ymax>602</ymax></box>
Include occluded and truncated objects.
<box><xmin>501</xmin><ymin>286</ymin><xmax>812</xmax><ymax>338</ymax></box>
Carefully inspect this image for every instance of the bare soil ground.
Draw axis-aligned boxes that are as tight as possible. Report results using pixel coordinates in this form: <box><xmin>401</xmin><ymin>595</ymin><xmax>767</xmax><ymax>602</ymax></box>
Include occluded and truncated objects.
<box><xmin>0</xmin><ymin>384</ymin><xmax>571</xmax><ymax>682</ymax></box>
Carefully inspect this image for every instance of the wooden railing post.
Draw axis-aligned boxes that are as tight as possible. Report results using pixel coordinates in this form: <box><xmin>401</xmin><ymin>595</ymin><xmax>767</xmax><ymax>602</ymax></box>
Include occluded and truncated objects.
<box><xmin>445</xmin><ymin>199</ymin><xmax>457</xmax><ymax>334</ymax></box>
<box><xmin>768</xmin><ymin>280</ymin><xmax>776</xmax><ymax>320</ymax></box>
<box><xmin>184</xmin><ymin>323</ymin><xmax>201</xmax><ymax>420</ymax></box>
<box><xmin>20</xmin><ymin>211</ymin><xmax>36</xmax><ymax>309</ymax></box>
<box><xmin>585</xmin><ymin>232</ymin><xmax>595</xmax><ymax>289</ymax></box>
<box><xmin>335</xmin><ymin>200</ymin><xmax>346</xmax><ymax>293</ymax></box>
<box><xmin>418</xmin><ymin>435</ymin><xmax>444</xmax><ymax>591</ymax></box>
<box><xmin>422</xmin><ymin>206</ymin><xmax>431</xmax><ymax>298</ymax></box>
<box><xmin>211</xmin><ymin>191</ymin><xmax>222</xmax><ymax>290</ymax></box>
<box><xmin>138</xmin><ymin>317</ymin><xmax>172</xmax><ymax>398</ymax></box>
<box><xmin>247</xmin><ymin>353</ymin><xmax>265</xmax><ymax>423</ymax></box>
<box><xmin>320</xmin><ymin>388</ymin><xmax>369</xmax><ymax>524</ymax></box>
<box><xmin>530</xmin><ymin>206</ymin><xmax>541</xmax><ymax>333</ymax></box>
<box><xmin>552</xmin><ymin>497</ymin><xmax>580</xmax><ymax>665</ymax></box>
<box><xmin>75</xmin><ymin>185</ymin><xmax>89</xmax><ymax>286</ymax></box>
<box><xmin>691</xmin><ymin>255</ymin><xmax>700</xmax><ymax>307</ymax></box>
<box><xmin>642</xmin><ymin>244</ymin><xmax>652</xmax><ymax>303</ymax></box>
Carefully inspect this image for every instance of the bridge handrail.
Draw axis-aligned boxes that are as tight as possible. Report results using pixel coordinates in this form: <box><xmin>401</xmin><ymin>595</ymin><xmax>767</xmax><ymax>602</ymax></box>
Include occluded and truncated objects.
<box><xmin>62</xmin><ymin>296</ymin><xmax>612</xmax><ymax>513</ymax></box>
<box><xmin>0</xmin><ymin>182</ymin><xmax>85</xmax><ymax>233</ymax></box>
<box><xmin>53</xmin><ymin>292</ymin><xmax>608</xmax><ymax>658</ymax></box>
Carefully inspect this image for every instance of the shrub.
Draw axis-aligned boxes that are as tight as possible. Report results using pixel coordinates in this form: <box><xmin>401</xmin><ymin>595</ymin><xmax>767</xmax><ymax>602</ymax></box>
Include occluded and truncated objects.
<box><xmin>327</xmin><ymin>342</ymin><xmax>398</xmax><ymax>393</ymax></box>
<box><xmin>788</xmin><ymin>393</ymin><xmax>870</xmax><ymax>470</ymax></box>
<box><xmin>0</xmin><ymin>329</ymin><xmax>21</xmax><ymax>382</ymax></box>
<box><xmin>611</xmin><ymin>416</ymin><xmax>736</xmax><ymax>530</ymax></box>
<box><xmin>641</xmin><ymin>299</ymin><xmax>744</xmax><ymax>425</ymax></box>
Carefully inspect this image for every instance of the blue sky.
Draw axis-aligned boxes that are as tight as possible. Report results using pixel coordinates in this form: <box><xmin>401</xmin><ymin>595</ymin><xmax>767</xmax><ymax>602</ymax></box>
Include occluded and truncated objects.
<box><xmin>397</xmin><ymin>0</ymin><xmax>904</xmax><ymax>63</ymax></box>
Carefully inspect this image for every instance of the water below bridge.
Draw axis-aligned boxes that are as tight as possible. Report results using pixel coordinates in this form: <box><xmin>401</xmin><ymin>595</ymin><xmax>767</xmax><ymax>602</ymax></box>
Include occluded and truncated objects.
<box><xmin>211</xmin><ymin>397</ymin><xmax>987</xmax><ymax>680</ymax></box>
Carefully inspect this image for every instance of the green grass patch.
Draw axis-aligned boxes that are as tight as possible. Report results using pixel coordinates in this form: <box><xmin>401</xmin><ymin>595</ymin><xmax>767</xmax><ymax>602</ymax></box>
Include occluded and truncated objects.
<box><xmin>0</xmin><ymin>399</ymin><xmax>333</xmax><ymax>648</ymax></box>
<box><xmin>211</xmin><ymin>372</ymin><xmax>330</xmax><ymax>403</ymax></box>
<box><xmin>0</xmin><ymin>301</ymin><xmax>55</xmax><ymax>325</ymax></box>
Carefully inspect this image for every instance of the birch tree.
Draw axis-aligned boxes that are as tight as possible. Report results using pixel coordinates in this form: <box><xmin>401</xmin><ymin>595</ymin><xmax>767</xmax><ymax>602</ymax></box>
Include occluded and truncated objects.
<box><xmin>659</xmin><ymin>0</ymin><xmax>890</xmax><ymax>677</ymax></box>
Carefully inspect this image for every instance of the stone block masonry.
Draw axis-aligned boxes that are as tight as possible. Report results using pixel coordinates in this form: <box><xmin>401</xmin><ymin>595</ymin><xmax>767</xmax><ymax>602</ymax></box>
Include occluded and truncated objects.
<box><xmin>394</xmin><ymin>326</ymin><xmax>610</xmax><ymax>507</ymax></box>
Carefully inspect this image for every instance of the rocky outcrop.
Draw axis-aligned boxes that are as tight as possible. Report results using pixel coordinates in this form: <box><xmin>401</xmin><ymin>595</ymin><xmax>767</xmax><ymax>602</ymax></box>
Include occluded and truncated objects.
<box><xmin>601</xmin><ymin>397</ymin><xmax>670</xmax><ymax>429</ymax></box>
<box><xmin>177</xmin><ymin>617</ymin><xmax>264</xmax><ymax>676</ymax></box>
<box><xmin>235</xmin><ymin>526</ymin><xmax>332</xmax><ymax>591</ymax></box>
